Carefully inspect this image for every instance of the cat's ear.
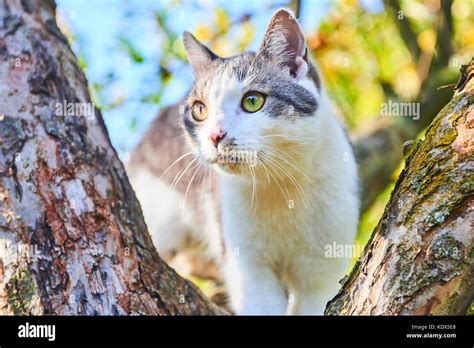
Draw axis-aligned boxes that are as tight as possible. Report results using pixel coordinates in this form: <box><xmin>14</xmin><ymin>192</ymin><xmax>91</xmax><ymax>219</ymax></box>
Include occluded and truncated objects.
<box><xmin>183</xmin><ymin>31</ymin><xmax>219</xmax><ymax>74</ymax></box>
<box><xmin>258</xmin><ymin>8</ymin><xmax>308</xmax><ymax>79</ymax></box>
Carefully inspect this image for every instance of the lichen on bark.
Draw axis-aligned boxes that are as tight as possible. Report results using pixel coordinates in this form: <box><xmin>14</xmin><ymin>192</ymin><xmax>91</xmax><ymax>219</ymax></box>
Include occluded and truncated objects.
<box><xmin>6</xmin><ymin>268</ymin><xmax>38</xmax><ymax>315</ymax></box>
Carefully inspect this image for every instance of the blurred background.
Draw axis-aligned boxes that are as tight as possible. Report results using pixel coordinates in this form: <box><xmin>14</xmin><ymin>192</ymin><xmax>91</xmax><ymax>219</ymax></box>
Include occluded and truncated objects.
<box><xmin>54</xmin><ymin>0</ymin><xmax>474</xmax><ymax>289</ymax></box>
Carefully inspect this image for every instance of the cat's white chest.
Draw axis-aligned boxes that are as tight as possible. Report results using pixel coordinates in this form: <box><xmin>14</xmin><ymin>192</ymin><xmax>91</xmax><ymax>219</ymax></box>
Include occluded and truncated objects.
<box><xmin>220</xmin><ymin>177</ymin><xmax>314</xmax><ymax>265</ymax></box>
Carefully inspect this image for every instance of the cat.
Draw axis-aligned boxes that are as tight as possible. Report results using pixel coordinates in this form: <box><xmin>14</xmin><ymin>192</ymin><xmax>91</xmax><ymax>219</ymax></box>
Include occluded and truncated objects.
<box><xmin>127</xmin><ymin>8</ymin><xmax>359</xmax><ymax>315</ymax></box>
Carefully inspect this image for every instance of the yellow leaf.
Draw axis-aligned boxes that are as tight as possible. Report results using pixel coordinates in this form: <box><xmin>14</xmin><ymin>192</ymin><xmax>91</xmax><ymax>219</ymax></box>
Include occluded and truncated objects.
<box><xmin>211</xmin><ymin>37</ymin><xmax>233</xmax><ymax>57</ymax></box>
<box><xmin>394</xmin><ymin>64</ymin><xmax>420</xmax><ymax>99</ymax></box>
<box><xmin>237</xmin><ymin>21</ymin><xmax>254</xmax><ymax>50</ymax></box>
<box><xmin>417</xmin><ymin>29</ymin><xmax>436</xmax><ymax>52</ymax></box>
<box><xmin>214</xmin><ymin>8</ymin><xmax>229</xmax><ymax>33</ymax></box>
<box><xmin>462</xmin><ymin>28</ymin><xmax>474</xmax><ymax>47</ymax></box>
<box><xmin>194</xmin><ymin>24</ymin><xmax>213</xmax><ymax>42</ymax></box>
<box><xmin>342</xmin><ymin>0</ymin><xmax>357</xmax><ymax>8</ymax></box>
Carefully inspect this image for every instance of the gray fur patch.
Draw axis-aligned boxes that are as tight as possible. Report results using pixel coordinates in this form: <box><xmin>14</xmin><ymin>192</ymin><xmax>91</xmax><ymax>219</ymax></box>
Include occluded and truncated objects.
<box><xmin>185</xmin><ymin>51</ymin><xmax>318</xmax><ymax>121</ymax></box>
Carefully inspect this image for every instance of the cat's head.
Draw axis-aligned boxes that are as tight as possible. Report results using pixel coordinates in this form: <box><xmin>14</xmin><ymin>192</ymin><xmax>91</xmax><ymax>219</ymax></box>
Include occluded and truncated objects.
<box><xmin>182</xmin><ymin>8</ymin><xmax>322</xmax><ymax>179</ymax></box>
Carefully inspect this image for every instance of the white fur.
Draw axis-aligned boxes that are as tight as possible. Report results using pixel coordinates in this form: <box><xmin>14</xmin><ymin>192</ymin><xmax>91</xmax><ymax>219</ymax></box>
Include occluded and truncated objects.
<box><xmin>130</xmin><ymin>73</ymin><xmax>358</xmax><ymax>314</ymax></box>
<box><xmin>127</xmin><ymin>168</ymin><xmax>222</xmax><ymax>264</ymax></box>
<box><xmin>221</xmin><ymin>103</ymin><xmax>358</xmax><ymax>314</ymax></box>
<box><xmin>133</xmin><ymin>8</ymin><xmax>359</xmax><ymax>315</ymax></box>
<box><xmin>128</xmin><ymin>168</ymin><xmax>195</xmax><ymax>259</ymax></box>
<box><xmin>190</xmin><ymin>68</ymin><xmax>359</xmax><ymax>314</ymax></box>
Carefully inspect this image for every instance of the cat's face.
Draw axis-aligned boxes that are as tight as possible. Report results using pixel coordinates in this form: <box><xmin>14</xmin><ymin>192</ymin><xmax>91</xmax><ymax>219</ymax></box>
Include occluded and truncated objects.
<box><xmin>182</xmin><ymin>9</ymin><xmax>321</xmax><ymax>179</ymax></box>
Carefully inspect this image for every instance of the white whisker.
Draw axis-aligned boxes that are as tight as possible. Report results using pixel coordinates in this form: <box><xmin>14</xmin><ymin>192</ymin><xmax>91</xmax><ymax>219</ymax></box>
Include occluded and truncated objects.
<box><xmin>160</xmin><ymin>151</ymin><xmax>194</xmax><ymax>179</ymax></box>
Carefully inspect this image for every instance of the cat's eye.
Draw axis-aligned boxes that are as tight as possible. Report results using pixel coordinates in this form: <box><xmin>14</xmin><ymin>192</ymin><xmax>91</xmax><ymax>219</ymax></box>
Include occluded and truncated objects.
<box><xmin>191</xmin><ymin>101</ymin><xmax>208</xmax><ymax>122</ymax></box>
<box><xmin>241</xmin><ymin>92</ymin><xmax>266</xmax><ymax>113</ymax></box>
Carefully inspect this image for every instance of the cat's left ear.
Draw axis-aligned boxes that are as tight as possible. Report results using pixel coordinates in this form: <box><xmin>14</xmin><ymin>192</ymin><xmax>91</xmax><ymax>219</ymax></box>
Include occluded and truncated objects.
<box><xmin>258</xmin><ymin>8</ymin><xmax>308</xmax><ymax>79</ymax></box>
<box><xmin>183</xmin><ymin>31</ymin><xmax>219</xmax><ymax>75</ymax></box>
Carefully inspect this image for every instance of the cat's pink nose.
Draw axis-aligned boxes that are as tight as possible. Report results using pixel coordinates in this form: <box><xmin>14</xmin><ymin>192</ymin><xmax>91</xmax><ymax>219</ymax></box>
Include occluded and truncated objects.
<box><xmin>209</xmin><ymin>129</ymin><xmax>226</xmax><ymax>147</ymax></box>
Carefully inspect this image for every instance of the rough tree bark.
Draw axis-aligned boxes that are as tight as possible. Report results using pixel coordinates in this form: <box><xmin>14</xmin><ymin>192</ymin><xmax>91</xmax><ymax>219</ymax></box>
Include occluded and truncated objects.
<box><xmin>326</xmin><ymin>60</ymin><xmax>474</xmax><ymax>315</ymax></box>
<box><xmin>0</xmin><ymin>0</ymin><xmax>223</xmax><ymax>315</ymax></box>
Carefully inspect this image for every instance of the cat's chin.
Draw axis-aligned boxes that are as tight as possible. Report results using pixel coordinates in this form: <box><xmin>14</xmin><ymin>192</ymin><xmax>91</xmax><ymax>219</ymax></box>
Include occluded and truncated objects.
<box><xmin>203</xmin><ymin>154</ymin><xmax>251</xmax><ymax>177</ymax></box>
<box><xmin>211</xmin><ymin>162</ymin><xmax>243</xmax><ymax>176</ymax></box>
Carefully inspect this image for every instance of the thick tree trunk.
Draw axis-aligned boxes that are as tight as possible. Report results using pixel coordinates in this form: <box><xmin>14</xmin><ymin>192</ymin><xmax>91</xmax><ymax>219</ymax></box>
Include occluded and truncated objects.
<box><xmin>326</xmin><ymin>60</ymin><xmax>474</xmax><ymax>315</ymax></box>
<box><xmin>0</xmin><ymin>0</ymin><xmax>223</xmax><ymax>315</ymax></box>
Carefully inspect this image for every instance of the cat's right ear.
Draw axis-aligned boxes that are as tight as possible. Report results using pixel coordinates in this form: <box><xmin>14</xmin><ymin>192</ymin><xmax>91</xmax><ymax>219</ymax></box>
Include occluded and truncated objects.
<box><xmin>258</xmin><ymin>9</ymin><xmax>308</xmax><ymax>80</ymax></box>
<box><xmin>183</xmin><ymin>31</ymin><xmax>218</xmax><ymax>75</ymax></box>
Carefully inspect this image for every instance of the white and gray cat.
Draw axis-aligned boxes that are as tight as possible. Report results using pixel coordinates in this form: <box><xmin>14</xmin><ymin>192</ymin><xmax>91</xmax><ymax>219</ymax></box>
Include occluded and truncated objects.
<box><xmin>127</xmin><ymin>8</ymin><xmax>359</xmax><ymax>315</ymax></box>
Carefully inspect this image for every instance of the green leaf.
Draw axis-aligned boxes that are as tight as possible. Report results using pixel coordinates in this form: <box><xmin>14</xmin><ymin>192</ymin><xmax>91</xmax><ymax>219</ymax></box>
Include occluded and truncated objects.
<box><xmin>118</xmin><ymin>36</ymin><xmax>144</xmax><ymax>64</ymax></box>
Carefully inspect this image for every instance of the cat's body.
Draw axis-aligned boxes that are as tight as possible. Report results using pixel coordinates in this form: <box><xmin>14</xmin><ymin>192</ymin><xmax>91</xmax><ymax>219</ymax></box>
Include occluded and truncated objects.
<box><xmin>220</xmin><ymin>91</ymin><xmax>358</xmax><ymax>314</ymax></box>
<box><xmin>127</xmin><ymin>9</ymin><xmax>359</xmax><ymax>314</ymax></box>
<box><xmin>126</xmin><ymin>105</ymin><xmax>224</xmax><ymax>270</ymax></box>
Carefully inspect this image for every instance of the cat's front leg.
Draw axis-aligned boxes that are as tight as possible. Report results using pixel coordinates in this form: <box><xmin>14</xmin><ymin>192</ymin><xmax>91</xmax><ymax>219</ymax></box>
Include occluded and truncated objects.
<box><xmin>290</xmin><ymin>290</ymin><xmax>332</xmax><ymax>315</ymax></box>
<box><xmin>224</xmin><ymin>253</ymin><xmax>287</xmax><ymax>315</ymax></box>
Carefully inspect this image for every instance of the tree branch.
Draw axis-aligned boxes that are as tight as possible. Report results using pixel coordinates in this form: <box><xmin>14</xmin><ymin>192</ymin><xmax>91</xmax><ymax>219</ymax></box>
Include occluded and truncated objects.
<box><xmin>0</xmin><ymin>0</ymin><xmax>224</xmax><ymax>315</ymax></box>
<box><xmin>384</xmin><ymin>0</ymin><xmax>421</xmax><ymax>62</ymax></box>
<box><xmin>326</xmin><ymin>60</ymin><xmax>474</xmax><ymax>315</ymax></box>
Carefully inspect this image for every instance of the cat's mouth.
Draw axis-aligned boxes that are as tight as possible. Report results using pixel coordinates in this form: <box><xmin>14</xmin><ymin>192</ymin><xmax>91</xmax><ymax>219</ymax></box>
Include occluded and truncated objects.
<box><xmin>206</xmin><ymin>147</ymin><xmax>258</xmax><ymax>175</ymax></box>
<box><xmin>212</xmin><ymin>156</ymin><xmax>243</xmax><ymax>174</ymax></box>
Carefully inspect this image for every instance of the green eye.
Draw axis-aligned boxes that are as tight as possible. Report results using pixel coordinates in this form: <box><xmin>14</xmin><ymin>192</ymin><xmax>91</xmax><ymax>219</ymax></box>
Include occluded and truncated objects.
<box><xmin>241</xmin><ymin>92</ymin><xmax>266</xmax><ymax>113</ymax></box>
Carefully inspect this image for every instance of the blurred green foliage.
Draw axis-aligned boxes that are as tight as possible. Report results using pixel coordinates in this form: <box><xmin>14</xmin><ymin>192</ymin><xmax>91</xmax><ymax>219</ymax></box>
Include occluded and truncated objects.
<box><xmin>309</xmin><ymin>0</ymin><xmax>473</xmax><ymax>130</ymax></box>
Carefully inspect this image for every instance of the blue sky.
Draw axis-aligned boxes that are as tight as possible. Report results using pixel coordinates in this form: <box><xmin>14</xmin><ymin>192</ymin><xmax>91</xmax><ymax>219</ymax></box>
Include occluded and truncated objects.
<box><xmin>56</xmin><ymin>0</ymin><xmax>336</xmax><ymax>157</ymax></box>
